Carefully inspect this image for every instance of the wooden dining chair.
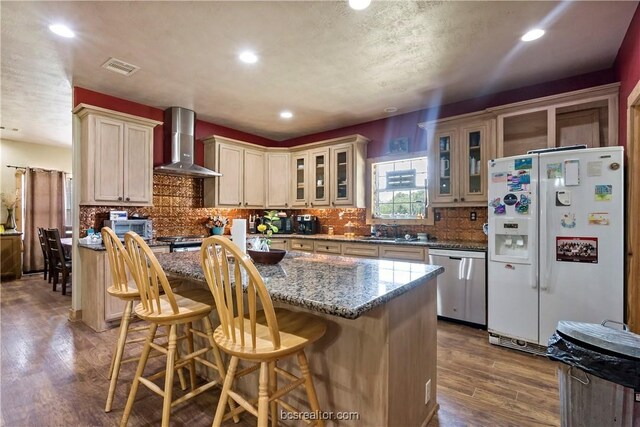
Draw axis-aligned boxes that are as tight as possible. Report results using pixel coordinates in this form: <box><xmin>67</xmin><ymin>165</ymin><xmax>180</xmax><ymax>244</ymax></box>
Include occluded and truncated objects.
<box><xmin>37</xmin><ymin>227</ymin><xmax>50</xmax><ymax>282</ymax></box>
<box><xmin>120</xmin><ymin>232</ymin><xmax>235</xmax><ymax>427</ymax></box>
<box><xmin>201</xmin><ymin>236</ymin><xmax>327</xmax><ymax>427</ymax></box>
<box><xmin>45</xmin><ymin>228</ymin><xmax>72</xmax><ymax>295</ymax></box>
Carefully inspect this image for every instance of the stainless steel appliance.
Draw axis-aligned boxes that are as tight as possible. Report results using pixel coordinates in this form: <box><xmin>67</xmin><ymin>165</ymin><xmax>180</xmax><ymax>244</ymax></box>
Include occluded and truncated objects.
<box><xmin>104</xmin><ymin>219</ymin><xmax>153</xmax><ymax>240</ymax></box>
<box><xmin>296</xmin><ymin>214</ymin><xmax>317</xmax><ymax>234</ymax></box>
<box><xmin>154</xmin><ymin>107</ymin><xmax>222</xmax><ymax>177</ymax></box>
<box><xmin>156</xmin><ymin>236</ymin><xmax>204</xmax><ymax>252</ymax></box>
<box><xmin>429</xmin><ymin>249</ymin><xmax>486</xmax><ymax>327</ymax></box>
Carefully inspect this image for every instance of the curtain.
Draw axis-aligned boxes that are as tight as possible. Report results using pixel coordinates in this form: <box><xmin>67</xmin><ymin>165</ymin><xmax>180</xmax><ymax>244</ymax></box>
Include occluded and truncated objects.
<box><xmin>22</xmin><ymin>168</ymin><xmax>65</xmax><ymax>273</ymax></box>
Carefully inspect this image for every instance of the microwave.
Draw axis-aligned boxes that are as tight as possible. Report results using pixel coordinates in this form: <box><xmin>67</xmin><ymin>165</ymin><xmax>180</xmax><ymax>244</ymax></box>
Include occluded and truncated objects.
<box><xmin>103</xmin><ymin>219</ymin><xmax>153</xmax><ymax>240</ymax></box>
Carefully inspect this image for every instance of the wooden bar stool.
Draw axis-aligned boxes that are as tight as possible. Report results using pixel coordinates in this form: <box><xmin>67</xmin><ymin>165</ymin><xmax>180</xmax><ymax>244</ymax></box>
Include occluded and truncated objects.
<box><xmin>200</xmin><ymin>236</ymin><xmax>327</xmax><ymax>427</ymax></box>
<box><xmin>120</xmin><ymin>232</ymin><xmax>234</xmax><ymax>427</ymax></box>
<box><xmin>102</xmin><ymin>227</ymin><xmax>186</xmax><ymax>413</ymax></box>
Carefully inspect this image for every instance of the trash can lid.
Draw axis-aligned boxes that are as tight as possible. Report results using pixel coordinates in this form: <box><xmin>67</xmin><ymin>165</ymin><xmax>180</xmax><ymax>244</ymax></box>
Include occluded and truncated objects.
<box><xmin>556</xmin><ymin>321</ymin><xmax>640</xmax><ymax>360</ymax></box>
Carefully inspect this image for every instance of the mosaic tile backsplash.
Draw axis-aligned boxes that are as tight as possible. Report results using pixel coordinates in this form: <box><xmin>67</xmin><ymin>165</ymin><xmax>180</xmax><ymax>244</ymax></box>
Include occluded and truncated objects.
<box><xmin>79</xmin><ymin>174</ymin><xmax>487</xmax><ymax>243</ymax></box>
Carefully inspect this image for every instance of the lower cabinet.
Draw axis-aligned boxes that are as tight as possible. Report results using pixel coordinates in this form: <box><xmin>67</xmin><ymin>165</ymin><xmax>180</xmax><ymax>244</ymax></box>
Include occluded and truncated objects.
<box><xmin>0</xmin><ymin>233</ymin><xmax>22</xmax><ymax>280</ymax></box>
<box><xmin>290</xmin><ymin>239</ymin><xmax>314</xmax><ymax>252</ymax></box>
<box><xmin>274</xmin><ymin>238</ymin><xmax>428</xmax><ymax>262</ymax></box>
<box><xmin>80</xmin><ymin>245</ymin><xmax>169</xmax><ymax>332</ymax></box>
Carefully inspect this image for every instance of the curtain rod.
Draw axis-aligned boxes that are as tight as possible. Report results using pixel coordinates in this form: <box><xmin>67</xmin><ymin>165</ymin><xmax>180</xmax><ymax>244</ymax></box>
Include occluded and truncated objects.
<box><xmin>6</xmin><ymin>165</ymin><xmax>71</xmax><ymax>174</ymax></box>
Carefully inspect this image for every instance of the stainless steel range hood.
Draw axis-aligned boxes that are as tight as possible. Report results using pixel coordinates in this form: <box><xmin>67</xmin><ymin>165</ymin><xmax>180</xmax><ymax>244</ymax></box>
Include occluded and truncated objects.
<box><xmin>154</xmin><ymin>107</ymin><xmax>222</xmax><ymax>177</ymax></box>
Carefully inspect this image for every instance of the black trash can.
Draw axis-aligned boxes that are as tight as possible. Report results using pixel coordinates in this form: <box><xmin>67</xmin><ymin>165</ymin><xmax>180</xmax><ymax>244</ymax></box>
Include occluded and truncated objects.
<box><xmin>547</xmin><ymin>320</ymin><xmax>640</xmax><ymax>427</ymax></box>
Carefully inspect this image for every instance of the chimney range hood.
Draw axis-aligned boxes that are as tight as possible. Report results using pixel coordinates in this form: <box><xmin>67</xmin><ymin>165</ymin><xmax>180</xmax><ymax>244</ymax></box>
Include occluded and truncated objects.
<box><xmin>154</xmin><ymin>107</ymin><xmax>222</xmax><ymax>177</ymax></box>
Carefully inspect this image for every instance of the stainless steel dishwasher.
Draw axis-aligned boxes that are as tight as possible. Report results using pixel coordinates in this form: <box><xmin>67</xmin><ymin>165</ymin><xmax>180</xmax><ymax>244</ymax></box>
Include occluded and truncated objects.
<box><xmin>429</xmin><ymin>249</ymin><xmax>486</xmax><ymax>326</ymax></box>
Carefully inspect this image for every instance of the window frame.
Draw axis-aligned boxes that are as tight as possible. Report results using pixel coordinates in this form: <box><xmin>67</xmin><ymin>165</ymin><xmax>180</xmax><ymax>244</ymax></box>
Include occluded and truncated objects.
<box><xmin>365</xmin><ymin>151</ymin><xmax>434</xmax><ymax>226</ymax></box>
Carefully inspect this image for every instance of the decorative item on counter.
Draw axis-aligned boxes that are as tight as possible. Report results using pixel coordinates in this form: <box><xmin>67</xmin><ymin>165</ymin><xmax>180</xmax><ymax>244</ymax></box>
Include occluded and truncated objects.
<box><xmin>255</xmin><ymin>210</ymin><xmax>279</xmax><ymax>250</ymax></box>
<box><xmin>328</xmin><ymin>226</ymin><xmax>334</xmax><ymax>236</ymax></box>
<box><xmin>248</xmin><ymin>210</ymin><xmax>286</xmax><ymax>264</ymax></box>
<box><xmin>1</xmin><ymin>189</ymin><xmax>19</xmax><ymax>231</ymax></box>
<box><xmin>417</xmin><ymin>232</ymin><xmax>428</xmax><ymax>241</ymax></box>
<box><xmin>344</xmin><ymin>221</ymin><xmax>355</xmax><ymax>239</ymax></box>
<box><xmin>205</xmin><ymin>215</ymin><xmax>228</xmax><ymax>235</ymax></box>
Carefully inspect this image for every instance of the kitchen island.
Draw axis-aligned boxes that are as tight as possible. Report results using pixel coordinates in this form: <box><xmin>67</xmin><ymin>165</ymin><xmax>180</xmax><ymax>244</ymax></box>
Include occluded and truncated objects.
<box><xmin>157</xmin><ymin>250</ymin><xmax>444</xmax><ymax>427</ymax></box>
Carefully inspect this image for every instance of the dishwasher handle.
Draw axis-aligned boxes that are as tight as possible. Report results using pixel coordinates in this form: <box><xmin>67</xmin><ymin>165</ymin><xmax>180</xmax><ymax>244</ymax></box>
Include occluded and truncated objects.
<box><xmin>449</xmin><ymin>256</ymin><xmax>463</xmax><ymax>260</ymax></box>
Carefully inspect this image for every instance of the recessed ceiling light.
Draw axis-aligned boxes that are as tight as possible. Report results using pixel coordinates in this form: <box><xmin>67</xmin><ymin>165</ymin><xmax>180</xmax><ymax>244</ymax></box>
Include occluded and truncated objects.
<box><xmin>384</xmin><ymin>107</ymin><xmax>398</xmax><ymax>113</ymax></box>
<box><xmin>239</xmin><ymin>51</ymin><xmax>258</xmax><ymax>64</ymax></box>
<box><xmin>521</xmin><ymin>29</ymin><xmax>545</xmax><ymax>42</ymax></box>
<box><xmin>349</xmin><ymin>0</ymin><xmax>371</xmax><ymax>10</ymax></box>
<box><xmin>49</xmin><ymin>24</ymin><xmax>75</xmax><ymax>38</ymax></box>
<box><xmin>280</xmin><ymin>111</ymin><xmax>293</xmax><ymax>119</ymax></box>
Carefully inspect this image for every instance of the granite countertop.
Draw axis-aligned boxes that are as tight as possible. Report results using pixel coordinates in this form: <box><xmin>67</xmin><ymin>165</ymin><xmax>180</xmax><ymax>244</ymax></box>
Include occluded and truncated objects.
<box><xmin>0</xmin><ymin>231</ymin><xmax>23</xmax><ymax>236</ymax></box>
<box><xmin>157</xmin><ymin>251</ymin><xmax>444</xmax><ymax>320</ymax></box>
<box><xmin>73</xmin><ymin>239</ymin><xmax>170</xmax><ymax>251</ymax></box>
<box><xmin>256</xmin><ymin>233</ymin><xmax>487</xmax><ymax>251</ymax></box>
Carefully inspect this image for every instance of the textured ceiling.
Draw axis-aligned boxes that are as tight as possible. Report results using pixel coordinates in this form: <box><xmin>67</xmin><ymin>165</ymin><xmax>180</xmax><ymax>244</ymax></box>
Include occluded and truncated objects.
<box><xmin>1</xmin><ymin>1</ymin><xmax>637</xmax><ymax>147</ymax></box>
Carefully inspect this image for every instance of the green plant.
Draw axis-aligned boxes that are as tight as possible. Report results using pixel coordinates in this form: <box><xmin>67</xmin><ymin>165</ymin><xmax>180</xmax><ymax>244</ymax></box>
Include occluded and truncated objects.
<box><xmin>256</xmin><ymin>210</ymin><xmax>279</xmax><ymax>248</ymax></box>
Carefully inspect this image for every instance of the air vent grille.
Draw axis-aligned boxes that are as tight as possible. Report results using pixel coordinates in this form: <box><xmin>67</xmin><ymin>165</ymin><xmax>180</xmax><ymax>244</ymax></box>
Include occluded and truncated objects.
<box><xmin>101</xmin><ymin>57</ymin><xmax>140</xmax><ymax>76</ymax></box>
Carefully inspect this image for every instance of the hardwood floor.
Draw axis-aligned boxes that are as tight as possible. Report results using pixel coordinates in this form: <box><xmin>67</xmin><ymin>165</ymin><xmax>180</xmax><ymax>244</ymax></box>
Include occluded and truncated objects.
<box><xmin>1</xmin><ymin>275</ymin><xmax>560</xmax><ymax>426</ymax></box>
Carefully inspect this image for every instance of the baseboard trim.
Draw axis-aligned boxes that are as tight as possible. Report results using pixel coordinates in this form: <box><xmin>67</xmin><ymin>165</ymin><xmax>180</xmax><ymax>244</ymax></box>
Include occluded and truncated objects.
<box><xmin>68</xmin><ymin>308</ymin><xmax>82</xmax><ymax>322</ymax></box>
<box><xmin>421</xmin><ymin>403</ymin><xmax>440</xmax><ymax>427</ymax></box>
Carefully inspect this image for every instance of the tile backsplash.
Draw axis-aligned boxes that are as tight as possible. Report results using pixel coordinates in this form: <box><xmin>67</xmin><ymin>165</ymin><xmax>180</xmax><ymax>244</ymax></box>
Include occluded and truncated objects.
<box><xmin>80</xmin><ymin>174</ymin><xmax>487</xmax><ymax>243</ymax></box>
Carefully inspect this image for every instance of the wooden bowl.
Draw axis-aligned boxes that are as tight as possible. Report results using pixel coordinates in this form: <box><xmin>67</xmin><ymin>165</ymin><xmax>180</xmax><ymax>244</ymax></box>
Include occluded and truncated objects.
<box><xmin>247</xmin><ymin>249</ymin><xmax>286</xmax><ymax>265</ymax></box>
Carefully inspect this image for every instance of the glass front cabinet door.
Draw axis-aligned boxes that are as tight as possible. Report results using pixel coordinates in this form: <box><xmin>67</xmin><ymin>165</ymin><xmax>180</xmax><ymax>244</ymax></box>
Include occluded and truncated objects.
<box><xmin>291</xmin><ymin>152</ymin><xmax>309</xmax><ymax>207</ymax></box>
<box><xmin>460</xmin><ymin>122</ymin><xmax>488</xmax><ymax>203</ymax></box>
<box><xmin>310</xmin><ymin>148</ymin><xmax>330</xmax><ymax>207</ymax></box>
<box><xmin>331</xmin><ymin>144</ymin><xmax>353</xmax><ymax>206</ymax></box>
<box><xmin>431</xmin><ymin>129</ymin><xmax>457</xmax><ymax>204</ymax></box>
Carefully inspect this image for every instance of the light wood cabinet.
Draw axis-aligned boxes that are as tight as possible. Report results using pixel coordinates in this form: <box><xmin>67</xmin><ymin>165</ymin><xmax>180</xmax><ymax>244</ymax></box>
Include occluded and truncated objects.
<box><xmin>342</xmin><ymin>242</ymin><xmax>379</xmax><ymax>258</ymax></box>
<box><xmin>266</xmin><ymin>152</ymin><xmax>290</xmax><ymax>209</ymax></box>
<box><xmin>290</xmin><ymin>239</ymin><xmax>314</xmax><ymax>252</ymax></box>
<box><xmin>81</xmin><ymin>245</ymin><xmax>169</xmax><ymax>332</ymax></box>
<box><xmin>203</xmin><ymin>137</ymin><xmax>265</xmax><ymax>208</ymax></box>
<box><xmin>492</xmin><ymin>84</ymin><xmax>618</xmax><ymax>158</ymax></box>
<box><xmin>0</xmin><ymin>233</ymin><xmax>22</xmax><ymax>280</ymax></box>
<box><xmin>422</xmin><ymin>116</ymin><xmax>493</xmax><ymax>206</ymax></box>
<box><xmin>379</xmin><ymin>245</ymin><xmax>426</xmax><ymax>262</ymax></box>
<box><xmin>269</xmin><ymin>239</ymin><xmax>289</xmax><ymax>251</ymax></box>
<box><xmin>74</xmin><ymin>104</ymin><xmax>159</xmax><ymax>206</ymax></box>
<box><xmin>290</xmin><ymin>135</ymin><xmax>369</xmax><ymax>209</ymax></box>
<box><xmin>291</xmin><ymin>152</ymin><xmax>310</xmax><ymax>208</ymax></box>
<box><xmin>313</xmin><ymin>241</ymin><xmax>342</xmax><ymax>254</ymax></box>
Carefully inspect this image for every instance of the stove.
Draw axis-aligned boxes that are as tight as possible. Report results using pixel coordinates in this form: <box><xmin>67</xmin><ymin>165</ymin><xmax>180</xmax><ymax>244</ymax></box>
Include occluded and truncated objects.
<box><xmin>156</xmin><ymin>235</ymin><xmax>205</xmax><ymax>252</ymax></box>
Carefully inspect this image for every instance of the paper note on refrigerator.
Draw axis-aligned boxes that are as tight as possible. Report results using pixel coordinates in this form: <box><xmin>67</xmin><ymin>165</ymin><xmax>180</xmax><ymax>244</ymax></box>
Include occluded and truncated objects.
<box><xmin>564</xmin><ymin>160</ymin><xmax>580</xmax><ymax>186</ymax></box>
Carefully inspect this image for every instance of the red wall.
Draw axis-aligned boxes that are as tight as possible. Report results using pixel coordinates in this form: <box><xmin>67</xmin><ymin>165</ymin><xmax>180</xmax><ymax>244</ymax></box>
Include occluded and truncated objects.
<box><xmin>614</xmin><ymin>4</ymin><xmax>640</xmax><ymax>148</ymax></box>
<box><xmin>73</xmin><ymin>87</ymin><xmax>274</xmax><ymax>167</ymax></box>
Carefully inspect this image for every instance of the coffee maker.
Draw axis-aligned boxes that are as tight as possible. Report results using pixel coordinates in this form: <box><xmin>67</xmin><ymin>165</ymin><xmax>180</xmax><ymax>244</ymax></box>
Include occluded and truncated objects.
<box><xmin>296</xmin><ymin>214</ymin><xmax>317</xmax><ymax>235</ymax></box>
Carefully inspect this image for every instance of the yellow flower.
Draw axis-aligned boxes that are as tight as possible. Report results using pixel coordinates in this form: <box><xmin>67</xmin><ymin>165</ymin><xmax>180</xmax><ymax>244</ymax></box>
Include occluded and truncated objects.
<box><xmin>257</xmin><ymin>224</ymin><xmax>267</xmax><ymax>232</ymax></box>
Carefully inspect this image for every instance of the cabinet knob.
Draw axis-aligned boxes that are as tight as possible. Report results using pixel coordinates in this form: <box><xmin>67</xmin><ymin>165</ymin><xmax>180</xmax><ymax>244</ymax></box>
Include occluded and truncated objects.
<box><xmin>310</xmin><ymin>203</ymin><xmax>314</xmax><ymax>207</ymax></box>
<box><xmin>126</xmin><ymin>197</ymin><xmax>130</xmax><ymax>202</ymax></box>
<box><xmin>454</xmin><ymin>198</ymin><xmax>458</xmax><ymax>202</ymax></box>
<box><xmin>331</xmin><ymin>202</ymin><xmax>335</xmax><ymax>206</ymax></box>
<box><xmin>461</xmin><ymin>197</ymin><xmax>465</xmax><ymax>202</ymax></box>
<box><xmin>238</xmin><ymin>202</ymin><xmax>242</xmax><ymax>206</ymax></box>
<box><xmin>245</xmin><ymin>202</ymin><xmax>248</xmax><ymax>206</ymax></box>
<box><xmin>285</xmin><ymin>203</ymin><xmax>288</xmax><ymax>207</ymax></box>
<box><xmin>118</xmin><ymin>197</ymin><xmax>123</xmax><ymax>201</ymax></box>
<box><xmin>305</xmin><ymin>202</ymin><xmax>308</xmax><ymax>207</ymax></box>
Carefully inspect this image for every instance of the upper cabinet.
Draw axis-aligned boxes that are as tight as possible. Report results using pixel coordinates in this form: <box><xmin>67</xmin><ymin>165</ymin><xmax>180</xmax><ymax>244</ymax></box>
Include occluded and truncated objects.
<box><xmin>491</xmin><ymin>83</ymin><xmax>619</xmax><ymax>158</ymax></box>
<box><xmin>74</xmin><ymin>104</ymin><xmax>161</xmax><ymax>206</ymax></box>
<box><xmin>203</xmin><ymin>137</ymin><xmax>265</xmax><ymax>208</ymax></box>
<box><xmin>291</xmin><ymin>135</ymin><xmax>369</xmax><ymax>208</ymax></box>
<box><xmin>266</xmin><ymin>152</ymin><xmax>290</xmax><ymax>209</ymax></box>
<box><xmin>421</xmin><ymin>114</ymin><xmax>494</xmax><ymax>206</ymax></box>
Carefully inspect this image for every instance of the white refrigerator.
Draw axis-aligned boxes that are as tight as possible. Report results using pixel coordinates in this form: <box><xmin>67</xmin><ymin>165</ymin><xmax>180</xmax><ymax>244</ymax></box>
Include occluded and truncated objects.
<box><xmin>487</xmin><ymin>147</ymin><xmax>624</xmax><ymax>351</ymax></box>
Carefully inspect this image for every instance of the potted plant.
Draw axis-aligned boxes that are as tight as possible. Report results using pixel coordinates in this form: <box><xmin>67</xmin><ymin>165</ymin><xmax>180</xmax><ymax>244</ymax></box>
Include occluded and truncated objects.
<box><xmin>205</xmin><ymin>215</ymin><xmax>228</xmax><ymax>235</ymax></box>
<box><xmin>1</xmin><ymin>189</ymin><xmax>19</xmax><ymax>232</ymax></box>
<box><xmin>248</xmin><ymin>210</ymin><xmax>286</xmax><ymax>264</ymax></box>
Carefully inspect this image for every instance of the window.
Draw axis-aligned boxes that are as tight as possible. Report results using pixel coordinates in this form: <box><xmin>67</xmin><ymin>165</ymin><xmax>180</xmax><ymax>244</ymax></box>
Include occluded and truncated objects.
<box><xmin>371</xmin><ymin>156</ymin><xmax>428</xmax><ymax>220</ymax></box>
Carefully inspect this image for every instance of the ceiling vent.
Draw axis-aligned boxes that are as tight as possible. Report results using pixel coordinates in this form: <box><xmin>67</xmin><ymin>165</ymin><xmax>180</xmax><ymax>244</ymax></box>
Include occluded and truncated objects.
<box><xmin>101</xmin><ymin>57</ymin><xmax>140</xmax><ymax>76</ymax></box>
